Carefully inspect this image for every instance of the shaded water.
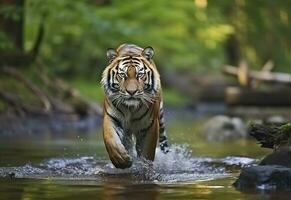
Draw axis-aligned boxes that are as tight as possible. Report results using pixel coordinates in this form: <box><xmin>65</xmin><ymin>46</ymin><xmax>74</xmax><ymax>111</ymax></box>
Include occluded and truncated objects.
<box><xmin>0</xmin><ymin>117</ymin><xmax>285</xmax><ymax>200</ymax></box>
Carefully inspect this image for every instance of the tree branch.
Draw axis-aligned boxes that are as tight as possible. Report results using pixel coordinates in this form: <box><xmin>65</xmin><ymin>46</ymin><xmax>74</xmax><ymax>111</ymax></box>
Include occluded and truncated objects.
<box><xmin>1</xmin><ymin>66</ymin><xmax>51</xmax><ymax>112</ymax></box>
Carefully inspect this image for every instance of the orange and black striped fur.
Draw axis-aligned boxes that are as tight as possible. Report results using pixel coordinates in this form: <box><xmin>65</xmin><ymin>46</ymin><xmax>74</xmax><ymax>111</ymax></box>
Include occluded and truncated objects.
<box><xmin>101</xmin><ymin>44</ymin><xmax>169</xmax><ymax>169</ymax></box>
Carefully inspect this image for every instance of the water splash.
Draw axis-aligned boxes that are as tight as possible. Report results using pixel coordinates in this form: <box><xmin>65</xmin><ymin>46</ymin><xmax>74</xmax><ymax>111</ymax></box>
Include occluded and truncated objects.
<box><xmin>0</xmin><ymin>144</ymin><xmax>256</xmax><ymax>183</ymax></box>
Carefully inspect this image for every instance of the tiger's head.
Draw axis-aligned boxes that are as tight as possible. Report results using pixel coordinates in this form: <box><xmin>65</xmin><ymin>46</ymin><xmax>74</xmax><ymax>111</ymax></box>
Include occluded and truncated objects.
<box><xmin>101</xmin><ymin>44</ymin><xmax>161</xmax><ymax>108</ymax></box>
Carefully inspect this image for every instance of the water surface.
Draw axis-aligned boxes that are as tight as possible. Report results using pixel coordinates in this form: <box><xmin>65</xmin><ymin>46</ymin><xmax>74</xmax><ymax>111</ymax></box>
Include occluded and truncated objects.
<box><xmin>1</xmin><ymin>117</ymin><xmax>285</xmax><ymax>200</ymax></box>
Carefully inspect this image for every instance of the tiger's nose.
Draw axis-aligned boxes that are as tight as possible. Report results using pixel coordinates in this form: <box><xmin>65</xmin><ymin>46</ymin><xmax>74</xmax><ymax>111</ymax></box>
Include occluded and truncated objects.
<box><xmin>126</xmin><ymin>88</ymin><xmax>137</xmax><ymax>96</ymax></box>
<box><xmin>126</xmin><ymin>79</ymin><xmax>138</xmax><ymax>96</ymax></box>
<box><xmin>126</xmin><ymin>83</ymin><xmax>138</xmax><ymax>95</ymax></box>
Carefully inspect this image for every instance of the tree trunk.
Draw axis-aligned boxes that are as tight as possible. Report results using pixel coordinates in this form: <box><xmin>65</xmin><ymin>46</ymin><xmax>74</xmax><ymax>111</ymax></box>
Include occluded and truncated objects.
<box><xmin>0</xmin><ymin>0</ymin><xmax>24</xmax><ymax>51</ymax></box>
<box><xmin>225</xmin><ymin>34</ymin><xmax>241</xmax><ymax>66</ymax></box>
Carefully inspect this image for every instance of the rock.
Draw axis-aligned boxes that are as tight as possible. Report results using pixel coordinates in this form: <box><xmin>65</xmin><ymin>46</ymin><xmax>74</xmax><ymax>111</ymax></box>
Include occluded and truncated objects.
<box><xmin>260</xmin><ymin>148</ymin><xmax>291</xmax><ymax>168</ymax></box>
<box><xmin>234</xmin><ymin>165</ymin><xmax>291</xmax><ymax>190</ymax></box>
<box><xmin>203</xmin><ymin>115</ymin><xmax>247</xmax><ymax>141</ymax></box>
<box><xmin>264</xmin><ymin>115</ymin><xmax>287</xmax><ymax>125</ymax></box>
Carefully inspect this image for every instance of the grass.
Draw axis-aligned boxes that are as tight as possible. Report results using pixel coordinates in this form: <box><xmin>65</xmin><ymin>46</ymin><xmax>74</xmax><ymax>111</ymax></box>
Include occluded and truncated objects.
<box><xmin>68</xmin><ymin>79</ymin><xmax>188</xmax><ymax>106</ymax></box>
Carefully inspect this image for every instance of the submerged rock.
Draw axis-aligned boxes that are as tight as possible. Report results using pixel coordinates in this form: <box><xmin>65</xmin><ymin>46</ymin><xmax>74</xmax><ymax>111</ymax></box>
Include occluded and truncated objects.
<box><xmin>234</xmin><ymin>165</ymin><xmax>291</xmax><ymax>190</ymax></box>
<box><xmin>203</xmin><ymin>115</ymin><xmax>247</xmax><ymax>141</ymax></box>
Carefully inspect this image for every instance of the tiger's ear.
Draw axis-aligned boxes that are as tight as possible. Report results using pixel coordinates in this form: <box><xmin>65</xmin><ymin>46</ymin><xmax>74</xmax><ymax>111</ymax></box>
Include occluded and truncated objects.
<box><xmin>106</xmin><ymin>48</ymin><xmax>118</xmax><ymax>63</ymax></box>
<box><xmin>142</xmin><ymin>46</ymin><xmax>154</xmax><ymax>60</ymax></box>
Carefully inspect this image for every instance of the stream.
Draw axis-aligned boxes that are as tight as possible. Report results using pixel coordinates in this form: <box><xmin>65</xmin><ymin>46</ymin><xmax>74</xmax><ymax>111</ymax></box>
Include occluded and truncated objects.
<box><xmin>1</xmin><ymin>116</ymin><xmax>287</xmax><ymax>200</ymax></box>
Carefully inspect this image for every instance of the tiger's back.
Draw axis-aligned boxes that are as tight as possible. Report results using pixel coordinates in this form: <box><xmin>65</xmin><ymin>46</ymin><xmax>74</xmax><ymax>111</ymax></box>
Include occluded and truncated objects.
<box><xmin>101</xmin><ymin>44</ymin><xmax>168</xmax><ymax>169</ymax></box>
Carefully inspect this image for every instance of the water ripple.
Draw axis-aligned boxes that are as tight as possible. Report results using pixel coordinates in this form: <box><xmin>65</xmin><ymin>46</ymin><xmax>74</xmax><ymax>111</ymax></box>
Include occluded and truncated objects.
<box><xmin>0</xmin><ymin>144</ymin><xmax>256</xmax><ymax>183</ymax></box>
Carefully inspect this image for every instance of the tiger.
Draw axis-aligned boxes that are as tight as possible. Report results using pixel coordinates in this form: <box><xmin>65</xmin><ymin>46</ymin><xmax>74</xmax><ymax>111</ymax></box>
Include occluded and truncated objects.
<box><xmin>101</xmin><ymin>44</ymin><xmax>169</xmax><ymax>169</ymax></box>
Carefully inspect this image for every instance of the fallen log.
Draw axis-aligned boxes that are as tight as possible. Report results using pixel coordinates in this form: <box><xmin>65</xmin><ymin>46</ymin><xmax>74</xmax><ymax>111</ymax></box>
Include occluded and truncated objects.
<box><xmin>225</xmin><ymin>86</ymin><xmax>291</xmax><ymax>106</ymax></box>
<box><xmin>223</xmin><ymin>65</ymin><xmax>291</xmax><ymax>85</ymax></box>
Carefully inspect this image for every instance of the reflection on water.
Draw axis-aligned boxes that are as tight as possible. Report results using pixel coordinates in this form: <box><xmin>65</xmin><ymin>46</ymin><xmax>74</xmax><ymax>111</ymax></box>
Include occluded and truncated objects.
<box><xmin>102</xmin><ymin>183</ymin><xmax>160</xmax><ymax>200</ymax></box>
<box><xmin>0</xmin><ymin>118</ymin><xmax>287</xmax><ymax>200</ymax></box>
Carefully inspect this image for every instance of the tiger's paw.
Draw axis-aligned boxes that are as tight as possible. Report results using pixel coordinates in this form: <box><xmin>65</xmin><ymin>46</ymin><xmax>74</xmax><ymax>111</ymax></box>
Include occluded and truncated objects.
<box><xmin>110</xmin><ymin>152</ymin><xmax>132</xmax><ymax>169</ymax></box>
<box><xmin>106</xmin><ymin>141</ymin><xmax>133</xmax><ymax>169</ymax></box>
<box><xmin>112</xmin><ymin>158</ymin><xmax>133</xmax><ymax>169</ymax></box>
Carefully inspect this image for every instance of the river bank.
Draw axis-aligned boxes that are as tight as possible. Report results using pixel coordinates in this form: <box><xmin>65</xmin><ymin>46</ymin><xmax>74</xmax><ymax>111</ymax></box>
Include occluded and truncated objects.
<box><xmin>2</xmin><ymin>102</ymin><xmax>291</xmax><ymax>136</ymax></box>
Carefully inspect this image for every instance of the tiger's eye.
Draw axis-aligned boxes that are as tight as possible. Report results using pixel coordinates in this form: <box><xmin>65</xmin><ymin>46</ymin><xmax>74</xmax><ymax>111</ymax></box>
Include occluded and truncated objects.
<box><xmin>118</xmin><ymin>73</ymin><xmax>126</xmax><ymax>78</ymax></box>
<box><xmin>137</xmin><ymin>73</ymin><xmax>145</xmax><ymax>78</ymax></box>
<box><xmin>112</xmin><ymin>83</ymin><xmax>119</xmax><ymax>89</ymax></box>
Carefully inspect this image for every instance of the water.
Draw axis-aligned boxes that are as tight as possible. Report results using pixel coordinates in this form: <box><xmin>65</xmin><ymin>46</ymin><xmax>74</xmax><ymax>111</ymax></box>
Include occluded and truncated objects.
<box><xmin>1</xmin><ymin>117</ymin><xmax>287</xmax><ymax>200</ymax></box>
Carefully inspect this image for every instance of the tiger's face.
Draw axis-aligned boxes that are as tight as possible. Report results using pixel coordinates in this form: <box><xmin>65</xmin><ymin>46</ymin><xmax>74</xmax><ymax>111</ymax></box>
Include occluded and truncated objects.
<box><xmin>101</xmin><ymin>44</ymin><xmax>160</xmax><ymax>108</ymax></box>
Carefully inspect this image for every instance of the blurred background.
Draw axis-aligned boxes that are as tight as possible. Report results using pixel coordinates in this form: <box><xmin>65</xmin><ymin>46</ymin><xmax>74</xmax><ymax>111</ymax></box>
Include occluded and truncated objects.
<box><xmin>1</xmin><ymin>0</ymin><xmax>291</xmax><ymax>116</ymax></box>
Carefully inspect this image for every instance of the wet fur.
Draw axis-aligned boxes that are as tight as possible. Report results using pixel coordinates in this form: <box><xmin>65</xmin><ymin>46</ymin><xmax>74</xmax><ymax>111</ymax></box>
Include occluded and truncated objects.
<box><xmin>101</xmin><ymin>44</ymin><xmax>168</xmax><ymax>169</ymax></box>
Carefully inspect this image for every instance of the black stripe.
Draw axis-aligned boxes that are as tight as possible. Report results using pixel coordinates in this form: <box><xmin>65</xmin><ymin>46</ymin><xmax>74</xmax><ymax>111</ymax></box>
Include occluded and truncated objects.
<box><xmin>111</xmin><ymin>71</ymin><xmax>116</xmax><ymax>88</ymax></box>
<box><xmin>133</xmin><ymin>108</ymin><xmax>149</xmax><ymax>122</ymax></box>
<box><xmin>105</xmin><ymin>108</ymin><xmax>123</xmax><ymax>129</ymax></box>
<box><xmin>141</xmin><ymin>121</ymin><xmax>154</xmax><ymax>133</ymax></box>
<box><xmin>106</xmin><ymin>68</ymin><xmax>117</xmax><ymax>92</ymax></box>
<box><xmin>110</xmin><ymin>68</ymin><xmax>120</xmax><ymax>92</ymax></box>
<box><xmin>132</xmin><ymin>61</ymin><xmax>140</xmax><ymax>65</ymax></box>
<box><xmin>144</xmin><ymin>71</ymin><xmax>151</xmax><ymax>91</ymax></box>
<box><xmin>113</xmin><ymin>126</ymin><xmax>121</xmax><ymax>138</ymax></box>
<box><xmin>122</xmin><ymin>62</ymin><xmax>130</xmax><ymax>66</ymax></box>
<box><xmin>121</xmin><ymin>58</ymin><xmax>128</xmax><ymax>61</ymax></box>
<box><xmin>113</xmin><ymin>103</ymin><xmax>125</xmax><ymax>118</ymax></box>
<box><xmin>159</xmin><ymin>126</ymin><xmax>165</xmax><ymax>133</ymax></box>
<box><xmin>159</xmin><ymin>111</ymin><xmax>164</xmax><ymax>119</ymax></box>
<box><xmin>107</xmin><ymin>68</ymin><xmax>111</xmax><ymax>87</ymax></box>
<box><xmin>159</xmin><ymin>135</ymin><xmax>167</xmax><ymax>141</ymax></box>
<box><xmin>147</xmin><ymin>66</ymin><xmax>155</xmax><ymax>91</ymax></box>
<box><xmin>140</xmin><ymin>112</ymin><xmax>155</xmax><ymax>133</ymax></box>
<box><xmin>112</xmin><ymin>101</ymin><xmax>125</xmax><ymax>117</ymax></box>
<box><xmin>131</xmin><ymin>57</ymin><xmax>140</xmax><ymax>62</ymax></box>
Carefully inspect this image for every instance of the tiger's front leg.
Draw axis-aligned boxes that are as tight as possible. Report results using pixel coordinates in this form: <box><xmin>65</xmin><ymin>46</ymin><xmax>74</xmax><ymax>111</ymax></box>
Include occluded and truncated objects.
<box><xmin>136</xmin><ymin>118</ymin><xmax>159</xmax><ymax>161</ymax></box>
<box><xmin>103</xmin><ymin>113</ymin><xmax>133</xmax><ymax>169</ymax></box>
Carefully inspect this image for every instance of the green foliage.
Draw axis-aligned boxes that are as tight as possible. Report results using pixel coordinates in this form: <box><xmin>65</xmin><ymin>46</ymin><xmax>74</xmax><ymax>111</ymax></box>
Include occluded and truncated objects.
<box><xmin>0</xmin><ymin>32</ymin><xmax>14</xmax><ymax>51</ymax></box>
<box><xmin>21</xmin><ymin>0</ymin><xmax>291</xmax><ymax>76</ymax></box>
<box><xmin>2</xmin><ymin>0</ymin><xmax>291</xmax><ymax>75</ymax></box>
<box><xmin>279</xmin><ymin>123</ymin><xmax>291</xmax><ymax>136</ymax></box>
<box><xmin>0</xmin><ymin>4</ymin><xmax>23</xmax><ymax>21</ymax></box>
<box><xmin>23</xmin><ymin>0</ymin><xmax>234</xmax><ymax>77</ymax></box>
